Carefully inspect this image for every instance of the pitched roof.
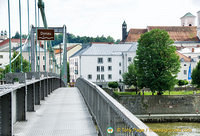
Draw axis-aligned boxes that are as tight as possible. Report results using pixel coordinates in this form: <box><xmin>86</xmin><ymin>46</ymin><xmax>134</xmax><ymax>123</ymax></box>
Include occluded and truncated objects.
<box><xmin>176</xmin><ymin>51</ymin><xmax>191</xmax><ymax>62</ymax></box>
<box><xmin>125</xmin><ymin>29</ymin><xmax>147</xmax><ymax>42</ymax></box>
<box><xmin>71</xmin><ymin>43</ymin><xmax>137</xmax><ymax>57</ymax></box>
<box><xmin>0</xmin><ymin>38</ymin><xmax>26</xmax><ymax>47</ymax></box>
<box><xmin>181</xmin><ymin>12</ymin><xmax>195</xmax><ymax>19</ymax></box>
<box><xmin>125</xmin><ymin>26</ymin><xmax>199</xmax><ymax>42</ymax></box>
<box><xmin>54</xmin><ymin>44</ymin><xmax>79</xmax><ymax>54</ymax></box>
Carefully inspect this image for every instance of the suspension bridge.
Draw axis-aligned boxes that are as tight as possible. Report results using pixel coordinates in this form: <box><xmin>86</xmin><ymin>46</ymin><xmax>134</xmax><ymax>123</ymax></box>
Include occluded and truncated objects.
<box><xmin>0</xmin><ymin>0</ymin><xmax>158</xmax><ymax>136</ymax></box>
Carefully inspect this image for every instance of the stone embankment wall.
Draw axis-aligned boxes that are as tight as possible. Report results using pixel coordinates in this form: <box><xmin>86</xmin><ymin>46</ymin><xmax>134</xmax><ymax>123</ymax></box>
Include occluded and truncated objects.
<box><xmin>117</xmin><ymin>95</ymin><xmax>200</xmax><ymax>114</ymax></box>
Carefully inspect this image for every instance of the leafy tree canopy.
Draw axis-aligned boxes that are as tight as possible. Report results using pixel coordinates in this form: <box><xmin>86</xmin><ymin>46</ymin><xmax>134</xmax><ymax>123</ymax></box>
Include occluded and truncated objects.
<box><xmin>108</xmin><ymin>82</ymin><xmax>119</xmax><ymax>89</ymax></box>
<box><xmin>177</xmin><ymin>80</ymin><xmax>189</xmax><ymax>87</ymax></box>
<box><xmin>4</xmin><ymin>51</ymin><xmax>30</xmax><ymax>73</ymax></box>
<box><xmin>134</xmin><ymin>29</ymin><xmax>180</xmax><ymax>94</ymax></box>
<box><xmin>192</xmin><ymin>61</ymin><xmax>200</xmax><ymax>88</ymax></box>
<box><xmin>122</xmin><ymin>63</ymin><xmax>138</xmax><ymax>89</ymax></box>
<box><xmin>51</xmin><ymin>33</ymin><xmax>116</xmax><ymax>46</ymax></box>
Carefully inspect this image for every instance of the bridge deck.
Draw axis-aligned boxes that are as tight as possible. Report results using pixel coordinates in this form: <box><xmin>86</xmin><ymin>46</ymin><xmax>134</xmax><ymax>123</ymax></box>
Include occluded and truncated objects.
<box><xmin>13</xmin><ymin>87</ymin><xmax>98</xmax><ymax>136</ymax></box>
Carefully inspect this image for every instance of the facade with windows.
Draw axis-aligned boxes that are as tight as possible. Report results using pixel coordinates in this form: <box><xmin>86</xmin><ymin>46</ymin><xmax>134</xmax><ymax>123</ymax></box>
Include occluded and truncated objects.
<box><xmin>69</xmin><ymin>43</ymin><xmax>137</xmax><ymax>87</ymax></box>
<box><xmin>176</xmin><ymin>51</ymin><xmax>197</xmax><ymax>81</ymax></box>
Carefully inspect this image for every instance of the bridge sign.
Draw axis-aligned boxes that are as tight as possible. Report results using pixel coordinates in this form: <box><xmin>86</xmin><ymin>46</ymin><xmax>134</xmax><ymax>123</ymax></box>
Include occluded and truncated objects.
<box><xmin>37</xmin><ymin>29</ymin><xmax>54</xmax><ymax>40</ymax></box>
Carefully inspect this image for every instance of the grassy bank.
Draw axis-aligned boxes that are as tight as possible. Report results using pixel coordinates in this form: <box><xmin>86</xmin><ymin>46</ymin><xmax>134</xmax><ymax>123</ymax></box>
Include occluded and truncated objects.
<box><xmin>114</xmin><ymin>90</ymin><xmax>200</xmax><ymax>96</ymax></box>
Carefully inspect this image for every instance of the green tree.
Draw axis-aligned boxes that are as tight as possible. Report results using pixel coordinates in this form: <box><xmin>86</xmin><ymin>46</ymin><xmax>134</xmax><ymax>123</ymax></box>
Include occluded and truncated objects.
<box><xmin>177</xmin><ymin>80</ymin><xmax>189</xmax><ymax>87</ymax></box>
<box><xmin>192</xmin><ymin>61</ymin><xmax>200</xmax><ymax>88</ymax></box>
<box><xmin>134</xmin><ymin>29</ymin><xmax>180</xmax><ymax>95</ymax></box>
<box><xmin>4</xmin><ymin>51</ymin><xmax>30</xmax><ymax>73</ymax></box>
<box><xmin>122</xmin><ymin>63</ymin><xmax>138</xmax><ymax>89</ymax></box>
<box><xmin>13</xmin><ymin>31</ymin><xmax>20</xmax><ymax>39</ymax></box>
<box><xmin>108</xmin><ymin>81</ymin><xmax>119</xmax><ymax>91</ymax></box>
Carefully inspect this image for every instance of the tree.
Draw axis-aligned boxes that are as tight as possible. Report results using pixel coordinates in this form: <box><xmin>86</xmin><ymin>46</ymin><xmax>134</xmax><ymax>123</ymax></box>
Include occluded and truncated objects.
<box><xmin>134</xmin><ymin>29</ymin><xmax>180</xmax><ymax>95</ymax></box>
<box><xmin>177</xmin><ymin>80</ymin><xmax>189</xmax><ymax>87</ymax></box>
<box><xmin>4</xmin><ymin>51</ymin><xmax>30</xmax><ymax>73</ymax></box>
<box><xmin>13</xmin><ymin>31</ymin><xmax>20</xmax><ymax>39</ymax></box>
<box><xmin>192</xmin><ymin>61</ymin><xmax>200</xmax><ymax>88</ymax></box>
<box><xmin>122</xmin><ymin>63</ymin><xmax>138</xmax><ymax>89</ymax></box>
<box><xmin>108</xmin><ymin>82</ymin><xmax>119</xmax><ymax>91</ymax></box>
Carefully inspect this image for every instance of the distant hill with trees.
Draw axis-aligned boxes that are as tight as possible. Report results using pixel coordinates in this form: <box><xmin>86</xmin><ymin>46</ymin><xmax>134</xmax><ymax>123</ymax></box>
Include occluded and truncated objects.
<box><xmin>12</xmin><ymin>32</ymin><xmax>120</xmax><ymax>46</ymax></box>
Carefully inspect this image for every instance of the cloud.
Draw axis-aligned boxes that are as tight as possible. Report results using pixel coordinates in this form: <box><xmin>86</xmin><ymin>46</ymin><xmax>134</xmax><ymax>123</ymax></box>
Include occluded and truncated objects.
<box><xmin>192</xmin><ymin>0</ymin><xmax>200</xmax><ymax>5</ymax></box>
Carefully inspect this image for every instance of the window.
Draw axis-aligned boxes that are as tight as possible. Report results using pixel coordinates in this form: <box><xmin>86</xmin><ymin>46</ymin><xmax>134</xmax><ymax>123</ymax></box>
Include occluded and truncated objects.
<box><xmin>198</xmin><ymin>56</ymin><xmax>200</xmax><ymax>59</ymax></box>
<box><xmin>43</xmin><ymin>56</ymin><xmax>45</xmax><ymax>60</ymax></box>
<box><xmin>128</xmin><ymin>57</ymin><xmax>132</xmax><ymax>62</ymax></box>
<box><xmin>0</xmin><ymin>64</ymin><xmax>2</xmax><ymax>66</ymax></box>
<box><xmin>108</xmin><ymin>74</ymin><xmax>112</xmax><ymax>79</ymax></box>
<box><xmin>188</xmin><ymin>56</ymin><xmax>191</xmax><ymax>58</ymax></box>
<box><xmin>180</xmin><ymin>58</ymin><xmax>184</xmax><ymax>62</ymax></box>
<box><xmin>119</xmin><ymin>70</ymin><xmax>121</xmax><ymax>75</ymax></box>
<box><xmin>0</xmin><ymin>55</ymin><xmax>3</xmax><ymax>59</ymax></box>
<box><xmin>38</xmin><ymin>56</ymin><xmax>40</xmax><ymax>60</ymax></box>
<box><xmin>108</xmin><ymin>58</ymin><xmax>112</xmax><ymax>62</ymax></box>
<box><xmin>108</xmin><ymin>66</ymin><xmax>112</xmax><ymax>71</ymax></box>
<box><xmin>43</xmin><ymin>65</ymin><xmax>45</xmax><ymax>70</ymax></box>
<box><xmin>119</xmin><ymin>62</ymin><xmax>121</xmax><ymax>66</ymax></box>
<box><xmin>88</xmin><ymin>74</ymin><xmax>92</xmax><ymax>79</ymax></box>
<box><xmin>184</xmin><ymin>64</ymin><xmax>187</xmax><ymax>66</ymax></box>
<box><xmin>97</xmin><ymin>66</ymin><xmax>100</xmax><ymax>72</ymax></box>
<box><xmin>98</xmin><ymin>58</ymin><xmax>103</xmax><ymax>63</ymax></box>
<box><xmin>97</xmin><ymin>74</ymin><xmax>100</xmax><ymax>80</ymax></box>
<box><xmin>101</xmin><ymin>74</ymin><xmax>104</xmax><ymax>80</ymax></box>
<box><xmin>119</xmin><ymin>79</ymin><xmax>122</xmax><ymax>82</ymax></box>
<box><xmin>75</xmin><ymin>70</ymin><xmax>78</xmax><ymax>74</ymax></box>
<box><xmin>184</xmin><ymin>70</ymin><xmax>187</xmax><ymax>75</ymax></box>
<box><xmin>101</xmin><ymin>66</ymin><xmax>104</xmax><ymax>72</ymax></box>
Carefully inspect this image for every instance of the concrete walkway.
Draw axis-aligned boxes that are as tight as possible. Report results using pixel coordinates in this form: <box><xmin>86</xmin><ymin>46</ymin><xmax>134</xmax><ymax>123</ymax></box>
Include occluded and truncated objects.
<box><xmin>13</xmin><ymin>87</ymin><xmax>98</xmax><ymax>136</ymax></box>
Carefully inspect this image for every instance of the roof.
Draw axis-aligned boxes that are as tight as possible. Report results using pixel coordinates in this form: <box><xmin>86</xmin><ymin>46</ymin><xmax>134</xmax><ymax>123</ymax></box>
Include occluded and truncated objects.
<box><xmin>181</xmin><ymin>12</ymin><xmax>196</xmax><ymax>19</ymax></box>
<box><xmin>71</xmin><ymin>43</ymin><xmax>137</xmax><ymax>58</ymax></box>
<box><xmin>125</xmin><ymin>29</ymin><xmax>147</xmax><ymax>42</ymax></box>
<box><xmin>0</xmin><ymin>39</ymin><xmax>26</xmax><ymax>47</ymax></box>
<box><xmin>122</xmin><ymin>21</ymin><xmax>127</xmax><ymax>26</ymax></box>
<box><xmin>125</xmin><ymin>26</ymin><xmax>199</xmax><ymax>42</ymax></box>
<box><xmin>176</xmin><ymin>51</ymin><xmax>191</xmax><ymax>62</ymax></box>
<box><xmin>54</xmin><ymin>44</ymin><xmax>80</xmax><ymax>54</ymax></box>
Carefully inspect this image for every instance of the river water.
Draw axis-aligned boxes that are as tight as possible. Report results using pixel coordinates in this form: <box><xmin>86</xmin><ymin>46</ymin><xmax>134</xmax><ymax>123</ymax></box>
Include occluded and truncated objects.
<box><xmin>146</xmin><ymin>122</ymin><xmax>200</xmax><ymax>136</ymax></box>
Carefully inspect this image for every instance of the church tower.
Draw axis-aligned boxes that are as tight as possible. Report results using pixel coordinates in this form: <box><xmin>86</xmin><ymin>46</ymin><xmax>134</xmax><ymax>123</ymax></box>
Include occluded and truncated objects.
<box><xmin>180</xmin><ymin>12</ymin><xmax>196</xmax><ymax>26</ymax></box>
<box><xmin>122</xmin><ymin>21</ymin><xmax>127</xmax><ymax>41</ymax></box>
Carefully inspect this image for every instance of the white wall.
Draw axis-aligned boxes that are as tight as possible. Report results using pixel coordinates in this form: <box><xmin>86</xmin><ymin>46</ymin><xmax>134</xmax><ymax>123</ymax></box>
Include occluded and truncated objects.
<box><xmin>0</xmin><ymin>52</ymin><xmax>13</xmax><ymax>67</ymax></box>
<box><xmin>69</xmin><ymin>51</ymin><xmax>136</xmax><ymax>83</ymax></box>
<box><xmin>81</xmin><ymin>55</ymin><xmax>123</xmax><ymax>82</ymax></box>
<box><xmin>177</xmin><ymin>61</ymin><xmax>197</xmax><ymax>81</ymax></box>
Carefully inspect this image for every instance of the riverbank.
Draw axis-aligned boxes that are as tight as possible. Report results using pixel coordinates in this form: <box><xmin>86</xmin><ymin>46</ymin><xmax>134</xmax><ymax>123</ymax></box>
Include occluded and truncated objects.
<box><xmin>136</xmin><ymin>114</ymin><xmax>200</xmax><ymax>123</ymax></box>
<box><xmin>146</xmin><ymin>122</ymin><xmax>200</xmax><ymax>136</ymax></box>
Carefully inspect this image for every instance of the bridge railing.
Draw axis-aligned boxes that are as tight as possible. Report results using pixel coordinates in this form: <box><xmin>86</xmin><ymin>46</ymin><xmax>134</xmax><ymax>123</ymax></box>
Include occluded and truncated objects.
<box><xmin>0</xmin><ymin>72</ymin><xmax>65</xmax><ymax>136</ymax></box>
<box><xmin>76</xmin><ymin>78</ymin><xmax>158</xmax><ymax>136</ymax></box>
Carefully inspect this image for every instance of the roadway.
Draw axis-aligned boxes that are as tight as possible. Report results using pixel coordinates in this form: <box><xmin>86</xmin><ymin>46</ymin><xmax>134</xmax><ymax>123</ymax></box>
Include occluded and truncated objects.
<box><xmin>13</xmin><ymin>87</ymin><xmax>98</xmax><ymax>136</ymax></box>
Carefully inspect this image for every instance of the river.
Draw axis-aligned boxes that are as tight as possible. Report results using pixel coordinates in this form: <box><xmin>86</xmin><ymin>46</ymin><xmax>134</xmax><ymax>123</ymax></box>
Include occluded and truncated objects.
<box><xmin>146</xmin><ymin>122</ymin><xmax>200</xmax><ymax>136</ymax></box>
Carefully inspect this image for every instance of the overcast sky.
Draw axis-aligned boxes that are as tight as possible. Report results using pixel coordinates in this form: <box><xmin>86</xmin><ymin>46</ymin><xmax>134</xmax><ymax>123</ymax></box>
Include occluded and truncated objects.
<box><xmin>0</xmin><ymin>0</ymin><xmax>200</xmax><ymax>40</ymax></box>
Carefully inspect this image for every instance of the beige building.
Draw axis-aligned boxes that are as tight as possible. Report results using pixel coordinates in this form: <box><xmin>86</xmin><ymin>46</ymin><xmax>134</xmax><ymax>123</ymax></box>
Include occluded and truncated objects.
<box><xmin>54</xmin><ymin>43</ymin><xmax>82</xmax><ymax>66</ymax></box>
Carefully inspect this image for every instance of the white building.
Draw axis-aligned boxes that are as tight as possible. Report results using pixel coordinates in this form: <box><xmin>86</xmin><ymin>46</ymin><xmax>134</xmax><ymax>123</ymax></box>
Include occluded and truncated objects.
<box><xmin>176</xmin><ymin>51</ymin><xmax>197</xmax><ymax>81</ymax></box>
<box><xmin>0</xmin><ymin>39</ymin><xmax>50</xmax><ymax>72</ymax></box>
<box><xmin>69</xmin><ymin>43</ymin><xmax>137</xmax><ymax>87</ymax></box>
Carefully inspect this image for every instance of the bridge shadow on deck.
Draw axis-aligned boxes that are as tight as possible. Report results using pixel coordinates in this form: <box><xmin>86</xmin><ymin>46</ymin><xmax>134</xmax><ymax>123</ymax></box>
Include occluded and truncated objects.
<box><xmin>13</xmin><ymin>87</ymin><xmax>98</xmax><ymax>136</ymax></box>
